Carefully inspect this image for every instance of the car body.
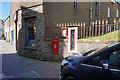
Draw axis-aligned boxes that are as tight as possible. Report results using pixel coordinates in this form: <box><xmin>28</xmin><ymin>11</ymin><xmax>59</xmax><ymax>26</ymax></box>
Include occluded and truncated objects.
<box><xmin>60</xmin><ymin>42</ymin><xmax>120</xmax><ymax>80</ymax></box>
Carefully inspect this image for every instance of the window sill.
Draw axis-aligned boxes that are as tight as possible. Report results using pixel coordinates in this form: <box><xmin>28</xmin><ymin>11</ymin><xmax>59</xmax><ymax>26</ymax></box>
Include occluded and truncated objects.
<box><xmin>24</xmin><ymin>46</ymin><xmax>36</xmax><ymax>50</ymax></box>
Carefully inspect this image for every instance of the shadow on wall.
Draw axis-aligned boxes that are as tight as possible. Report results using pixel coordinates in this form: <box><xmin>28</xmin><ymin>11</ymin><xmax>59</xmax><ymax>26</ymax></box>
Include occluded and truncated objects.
<box><xmin>17</xmin><ymin>5</ymin><xmax>65</xmax><ymax>61</ymax></box>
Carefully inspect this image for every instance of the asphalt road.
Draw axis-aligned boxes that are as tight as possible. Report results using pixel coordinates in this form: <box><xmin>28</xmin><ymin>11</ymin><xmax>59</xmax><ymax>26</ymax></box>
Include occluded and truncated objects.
<box><xmin>0</xmin><ymin>40</ymin><xmax>61</xmax><ymax>79</ymax></box>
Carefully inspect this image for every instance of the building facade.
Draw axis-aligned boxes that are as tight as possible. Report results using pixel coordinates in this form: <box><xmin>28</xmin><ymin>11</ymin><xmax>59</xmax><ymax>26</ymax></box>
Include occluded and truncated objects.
<box><xmin>44</xmin><ymin>2</ymin><xmax>120</xmax><ymax>26</ymax></box>
<box><xmin>10</xmin><ymin>1</ymin><xmax>120</xmax><ymax>61</ymax></box>
<box><xmin>10</xmin><ymin>1</ymin><xmax>42</xmax><ymax>50</ymax></box>
<box><xmin>4</xmin><ymin>16</ymin><xmax>10</xmax><ymax>42</ymax></box>
<box><xmin>0</xmin><ymin>20</ymin><xmax>4</xmax><ymax>39</ymax></box>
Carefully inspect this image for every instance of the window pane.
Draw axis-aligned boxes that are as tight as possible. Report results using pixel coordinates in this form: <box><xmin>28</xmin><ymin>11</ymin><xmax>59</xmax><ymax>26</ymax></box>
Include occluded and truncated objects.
<box><xmin>71</xmin><ymin>30</ymin><xmax>75</xmax><ymax>50</ymax></box>
<box><xmin>109</xmin><ymin>50</ymin><xmax>120</xmax><ymax>70</ymax></box>
<box><xmin>84</xmin><ymin>56</ymin><xmax>100</xmax><ymax>66</ymax></box>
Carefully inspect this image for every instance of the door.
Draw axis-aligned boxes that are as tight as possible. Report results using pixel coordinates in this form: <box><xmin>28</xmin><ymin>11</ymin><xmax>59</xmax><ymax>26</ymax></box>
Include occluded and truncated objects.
<box><xmin>12</xmin><ymin>30</ymin><xmax>14</xmax><ymax>41</ymax></box>
<box><xmin>68</xmin><ymin>27</ymin><xmax>78</xmax><ymax>53</ymax></box>
<box><xmin>108</xmin><ymin>49</ymin><xmax>120</xmax><ymax>79</ymax></box>
<box><xmin>78</xmin><ymin>55</ymin><xmax>107</xmax><ymax>79</ymax></box>
<box><xmin>76</xmin><ymin>48</ymin><xmax>120</xmax><ymax>79</ymax></box>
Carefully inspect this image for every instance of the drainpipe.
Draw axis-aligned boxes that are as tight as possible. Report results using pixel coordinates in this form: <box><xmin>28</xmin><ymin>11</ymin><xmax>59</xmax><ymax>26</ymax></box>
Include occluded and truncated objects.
<box><xmin>99</xmin><ymin>0</ymin><xmax>100</xmax><ymax>21</ymax></box>
<box><xmin>90</xmin><ymin>0</ymin><xmax>92</xmax><ymax>27</ymax></box>
<box><xmin>90</xmin><ymin>0</ymin><xmax>92</xmax><ymax>32</ymax></box>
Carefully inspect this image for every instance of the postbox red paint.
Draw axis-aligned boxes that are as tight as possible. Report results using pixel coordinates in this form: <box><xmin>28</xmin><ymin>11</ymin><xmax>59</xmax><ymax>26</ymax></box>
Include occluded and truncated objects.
<box><xmin>52</xmin><ymin>39</ymin><xmax>59</xmax><ymax>54</ymax></box>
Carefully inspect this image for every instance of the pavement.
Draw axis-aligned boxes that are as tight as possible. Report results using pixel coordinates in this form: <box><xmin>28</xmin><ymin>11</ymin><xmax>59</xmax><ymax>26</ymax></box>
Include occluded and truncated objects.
<box><xmin>0</xmin><ymin>40</ymin><xmax>61</xmax><ymax>79</ymax></box>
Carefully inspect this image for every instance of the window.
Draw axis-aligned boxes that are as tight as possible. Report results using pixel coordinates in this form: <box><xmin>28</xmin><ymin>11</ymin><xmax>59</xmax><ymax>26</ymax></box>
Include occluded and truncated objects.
<box><xmin>27</xmin><ymin>27</ymin><xmax>35</xmax><ymax>47</ymax></box>
<box><xmin>117</xmin><ymin>9</ymin><xmax>119</xmax><ymax>18</ymax></box>
<box><xmin>0</xmin><ymin>29</ymin><xmax>3</xmax><ymax>31</ymax></box>
<box><xmin>95</xmin><ymin>2</ymin><xmax>99</xmax><ymax>16</ymax></box>
<box><xmin>68</xmin><ymin>27</ymin><xmax>78</xmax><ymax>52</ymax></box>
<box><xmin>70</xmin><ymin>30</ymin><xmax>75</xmax><ymax>50</ymax></box>
<box><xmin>109</xmin><ymin>50</ymin><xmax>120</xmax><ymax>70</ymax></box>
<box><xmin>27</xmin><ymin>27</ymin><xmax>35</xmax><ymax>40</ymax></box>
<box><xmin>116</xmin><ymin>9</ymin><xmax>119</xmax><ymax>29</ymax></box>
<box><xmin>61</xmin><ymin>27</ymin><xmax>67</xmax><ymax>37</ymax></box>
<box><xmin>11</xmin><ymin>30</ymin><xmax>14</xmax><ymax>40</ymax></box>
<box><xmin>108</xmin><ymin>7</ymin><xmax>110</xmax><ymax>18</ymax></box>
<box><xmin>74</xmin><ymin>0</ymin><xmax>77</xmax><ymax>8</ymax></box>
<box><xmin>25</xmin><ymin>18</ymin><xmax>36</xmax><ymax>47</ymax></box>
<box><xmin>84</xmin><ymin>56</ymin><xmax>100</xmax><ymax>66</ymax></box>
<box><xmin>116</xmin><ymin>21</ymin><xmax>118</xmax><ymax>30</ymax></box>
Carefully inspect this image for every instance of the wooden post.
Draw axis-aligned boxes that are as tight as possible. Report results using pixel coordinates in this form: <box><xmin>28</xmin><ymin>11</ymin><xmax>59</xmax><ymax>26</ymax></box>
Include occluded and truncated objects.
<box><xmin>78</xmin><ymin>23</ymin><xmax>80</xmax><ymax>26</ymax></box>
<box><xmin>95</xmin><ymin>21</ymin><xmax>97</xmax><ymax>37</ymax></box>
<box><xmin>118</xmin><ymin>19</ymin><xmax>120</xmax><ymax>41</ymax></box>
<box><xmin>59</xmin><ymin>23</ymin><xmax>61</xmax><ymax>27</ymax></box>
<box><xmin>102</xmin><ymin>20</ymin><xmax>104</xmax><ymax>36</ymax></box>
<box><xmin>70</xmin><ymin>23</ymin><xmax>72</xmax><ymax>26</ymax></box>
<box><xmin>106</xmin><ymin>20</ymin><xmax>108</xmax><ymax>40</ymax></box>
<box><xmin>76</xmin><ymin>23</ymin><xmax>78</xmax><ymax>26</ymax></box>
<box><xmin>81</xmin><ymin>23</ymin><xmax>83</xmax><ymax>39</ymax></box>
<box><xmin>56</xmin><ymin>23</ymin><xmax>59</xmax><ymax>27</ymax></box>
<box><xmin>73</xmin><ymin>23</ymin><xmax>75</xmax><ymax>26</ymax></box>
<box><xmin>89</xmin><ymin>26</ymin><xmax>91</xmax><ymax>37</ymax></box>
<box><xmin>84</xmin><ymin>22</ymin><xmax>85</xmax><ymax>38</ymax></box>
<box><xmin>86</xmin><ymin>26</ymin><xmax>88</xmax><ymax>38</ymax></box>
<box><xmin>65</xmin><ymin>23</ymin><xmax>66</xmax><ymax>27</ymax></box>
<box><xmin>110</xmin><ymin>25</ymin><xmax>111</xmax><ymax>40</ymax></box>
<box><xmin>62</xmin><ymin>23</ymin><xmax>64</xmax><ymax>27</ymax></box>
<box><xmin>92</xmin><ymin>21</ymin><xmax>94</xmax><ymax>37</ymax></box>
<box><xmin>98</xmin><ymin>21</ymin><xmax>101</xmax><ymax>39</ymax></box>
<box><xmin>67</xmin><ymin>23</ymin><xmax>69</xmax><ymax>26</ymax></box>
<box><xmin>114</xmin><ymin>19</ymin><xmax>116</xmax><ymax>40</ymax></box>
<box><xmin>78</xmin><ymin>23</ymin><xmax>80</xmax><ymax>38</ymax></box>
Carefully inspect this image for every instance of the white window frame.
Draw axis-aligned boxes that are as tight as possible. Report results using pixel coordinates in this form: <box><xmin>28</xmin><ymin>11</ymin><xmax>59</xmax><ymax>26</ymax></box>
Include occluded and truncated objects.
<box><xmin>68</xmin><ymin>27</ymin><xmax>78</xmax><ymax>53</ymax></box>
<box><xmin>117</xmin><ymin>9</ymin><xmax>119</xmax><ymax>18</ymax></box>
<box><xmin>108</xmin><ymin>7</ymin><xmax>110</xmax><ymax>18</ymax></box>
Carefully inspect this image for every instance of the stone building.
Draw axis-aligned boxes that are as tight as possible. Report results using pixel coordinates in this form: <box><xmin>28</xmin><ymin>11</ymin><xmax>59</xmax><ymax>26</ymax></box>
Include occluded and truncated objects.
<box><xmin>10</xmin><ymin>1</ymin><xmax>120</xmax><ymax>61</ymax></box>
<box><xmin>4</xmin><ymin>16</ymin><xmax>10</xmax><ymax>42</ymax></box>
<box><xmin>0</xmin><ymin>20</ymin><xmax>4</xmax><ymax>39</ymax></box>
<box><xmin>44</xmin><ymin>2</ymin><xmax>120</xmax><ymax>26</ymax></box>
<box><xmin>10</xmin><ymin>1</ymin><xmax>42</xmax><ymax>50</ymax></box>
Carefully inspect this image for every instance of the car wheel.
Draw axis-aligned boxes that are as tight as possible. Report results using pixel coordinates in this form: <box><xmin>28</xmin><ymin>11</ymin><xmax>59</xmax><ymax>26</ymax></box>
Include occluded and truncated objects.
<box><xmin>65</xmin><ymin>76</ymin><xmax>76</xmax><ymax>80</ymax></box>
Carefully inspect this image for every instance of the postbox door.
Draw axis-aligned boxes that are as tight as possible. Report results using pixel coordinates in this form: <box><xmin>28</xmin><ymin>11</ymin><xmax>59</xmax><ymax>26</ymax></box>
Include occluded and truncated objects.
<box><xmin>52</xmin><ymin>39</ymin><xmax>59</xmax><ymax>54</ymax></box>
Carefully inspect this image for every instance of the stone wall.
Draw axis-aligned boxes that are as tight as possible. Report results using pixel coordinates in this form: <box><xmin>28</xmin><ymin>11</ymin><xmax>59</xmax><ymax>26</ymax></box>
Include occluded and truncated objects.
<box><xmin>18</xmin><ymin>37</ymin><xmax>111</xmax><ymax>61</ymax></box>
<box><xmin>42</xmin><ymin>39</ymin><xmax>110</xmax><ymax>60</ymax></box>
<box><xmin>17</xmin><ymin>4</ymin><xmax>46</xmax><ymax>59</ymax></box>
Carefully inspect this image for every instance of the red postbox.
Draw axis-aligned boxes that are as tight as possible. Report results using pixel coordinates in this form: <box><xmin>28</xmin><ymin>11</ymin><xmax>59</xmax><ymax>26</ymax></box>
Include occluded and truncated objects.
<box><xmin>52</xmin><ymin>39</ymin><xmax>59</xmax><ymax>54</ymax></box>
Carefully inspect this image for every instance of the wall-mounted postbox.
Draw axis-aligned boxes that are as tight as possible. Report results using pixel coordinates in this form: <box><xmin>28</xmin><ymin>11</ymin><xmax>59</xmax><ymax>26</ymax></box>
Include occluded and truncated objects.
<box><xmin>52</xmin><ymin>39</ymin><xmax>59</xmax><ymax>54</ymax></box>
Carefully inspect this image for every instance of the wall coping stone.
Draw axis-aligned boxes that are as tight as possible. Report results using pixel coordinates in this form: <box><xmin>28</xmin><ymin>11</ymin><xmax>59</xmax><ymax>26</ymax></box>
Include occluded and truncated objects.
<box><xmin>44</xmin><ymin>38</ymin><xmax>119</xmax><ymax>44</ymax></box>
<box><xmin>77</xmin><ymin>39</ymin><xmax>119</xmax><ymax>44</ymax></box>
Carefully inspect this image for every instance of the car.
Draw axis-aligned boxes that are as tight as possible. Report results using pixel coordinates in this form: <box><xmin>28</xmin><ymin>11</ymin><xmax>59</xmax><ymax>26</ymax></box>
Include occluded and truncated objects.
<box><xmin>60</xmin><ymin>42</ymin><xmax>120</xmax><ymax>80</ymax></box>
